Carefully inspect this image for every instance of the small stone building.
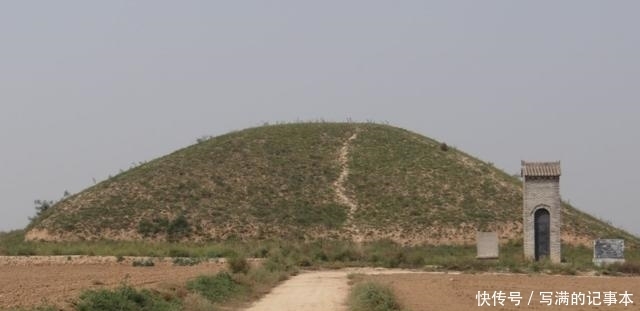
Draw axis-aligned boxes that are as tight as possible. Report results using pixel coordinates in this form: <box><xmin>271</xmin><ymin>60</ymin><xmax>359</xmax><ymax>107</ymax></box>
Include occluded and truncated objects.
<box><xmin>521</xmin><ymin>161</ymin><xmax>562</xmax><ymax>263</ymax></box>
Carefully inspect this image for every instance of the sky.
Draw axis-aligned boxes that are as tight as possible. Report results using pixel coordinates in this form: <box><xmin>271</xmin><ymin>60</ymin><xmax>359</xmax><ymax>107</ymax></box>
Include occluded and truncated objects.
<box><xmin>1</xmin><ymin>1</ymin><xmax>639</xmax><ymax>236</ymax></box>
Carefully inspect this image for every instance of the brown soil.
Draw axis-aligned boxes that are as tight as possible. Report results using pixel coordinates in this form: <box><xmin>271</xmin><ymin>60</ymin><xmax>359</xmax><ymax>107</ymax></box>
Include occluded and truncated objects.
<box><xmin>0</xmin><ymin>256</ymin><xmax>225</xmax><ymax>310</ymax></box>
<box><xmin>361</xmin><ymin>273</ymin><xmax>639</xmax><ymax>311</ymax></box>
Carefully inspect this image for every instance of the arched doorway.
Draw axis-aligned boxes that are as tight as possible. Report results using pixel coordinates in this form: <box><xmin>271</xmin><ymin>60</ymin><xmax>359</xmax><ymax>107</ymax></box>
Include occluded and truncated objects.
<box><xmin>534</xmin><ymin>208</ymin><xmax>550</xmax><ymax>260</ymax></box>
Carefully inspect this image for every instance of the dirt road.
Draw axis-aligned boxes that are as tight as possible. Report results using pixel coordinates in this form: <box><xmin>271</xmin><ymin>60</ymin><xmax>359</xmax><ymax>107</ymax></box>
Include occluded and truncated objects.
<box><xmin>245</xmin><ymin>269</ymin><xmax>640</xmax><ymax>311</ymax></box>
<box><xmin>243</xmin><ymin>268</ymin><xmax>419</xmax><ymax>311</ymax></box>
<box><xmin>244</xmin><ymin>270</ymin><xmax>351</xmax><ymax>311</ymax></box>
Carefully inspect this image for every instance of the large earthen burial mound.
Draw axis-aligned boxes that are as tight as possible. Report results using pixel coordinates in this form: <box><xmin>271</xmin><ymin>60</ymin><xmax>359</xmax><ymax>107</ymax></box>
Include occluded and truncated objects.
<box><xmin>27</xmin><ymin>123</ymin><xmax>639</xmax><ymax>247</ymax></box>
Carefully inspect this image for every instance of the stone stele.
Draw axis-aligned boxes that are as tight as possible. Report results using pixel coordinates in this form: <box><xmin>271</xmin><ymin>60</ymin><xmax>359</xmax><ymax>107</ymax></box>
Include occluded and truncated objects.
<box><xmin>593</xmin><ymin>239</ymin><xmax>625</xmax><ymax>266</ymax></box>
<box><xmin>476</xmin><ymin>231</ymin><xmax>499</xmax><ymax>259</ymax></box>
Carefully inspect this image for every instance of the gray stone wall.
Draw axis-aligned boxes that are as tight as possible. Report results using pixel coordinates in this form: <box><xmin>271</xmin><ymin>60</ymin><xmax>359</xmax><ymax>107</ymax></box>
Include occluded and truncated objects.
<box><xmin>523</xmin><ymin>176</ymin><xmax>562</xmax><ymax>263</ymax></box>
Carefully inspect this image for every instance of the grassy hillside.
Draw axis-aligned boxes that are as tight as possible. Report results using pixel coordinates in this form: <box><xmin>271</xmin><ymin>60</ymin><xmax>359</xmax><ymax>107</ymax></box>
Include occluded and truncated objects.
<box><xmin>26</xmin><ymin>123</ymin><xmax>639</xmax><ymax>248</ymax></box>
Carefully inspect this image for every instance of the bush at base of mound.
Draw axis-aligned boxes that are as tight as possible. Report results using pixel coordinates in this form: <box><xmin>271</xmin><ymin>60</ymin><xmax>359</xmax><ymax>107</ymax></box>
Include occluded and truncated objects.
<box><xmin>349</xmin><ymin>282</ymin><xmax>405</xmax><ymax>311</ymax></box>
<box><xmin>75</xmin><ymin>286</ymin><xmax>180</xmax><ymax>311</ymax></box>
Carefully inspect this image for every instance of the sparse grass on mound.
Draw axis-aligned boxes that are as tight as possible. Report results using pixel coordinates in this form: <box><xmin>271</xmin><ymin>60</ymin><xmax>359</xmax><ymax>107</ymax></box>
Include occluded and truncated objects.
<box><xmin>20</xmin><ymin>122</ymin><xmax>639</xmax><ymax>245</ymax></box>
<box><xmin>29</xmin><ymin>123</ymin><xmax>358</xmax><ymax>241</ymax></box>
<box><xmin>348</xmin><ymin>125</ymin><xmax>520</xmax><ymax>234</ymax></box>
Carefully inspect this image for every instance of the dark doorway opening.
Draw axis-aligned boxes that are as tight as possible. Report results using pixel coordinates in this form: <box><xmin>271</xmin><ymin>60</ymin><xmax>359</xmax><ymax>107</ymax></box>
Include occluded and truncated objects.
<box><xmin>534</xmin><ymin>208</ymin><xmax>550</xmax><ymax>260</ymax></box>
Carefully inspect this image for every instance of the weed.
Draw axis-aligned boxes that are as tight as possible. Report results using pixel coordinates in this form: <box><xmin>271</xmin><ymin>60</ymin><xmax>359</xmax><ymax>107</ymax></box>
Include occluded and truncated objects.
<box><xmin>75</xmin><ymin>285</ymin><xmax>180</xmax><ymax>311</ymax></box>
<box><xmin>167</xmin><ymin>214</ymin><xmax>191</xmax><ymax>242</ymax></box>
<box><xmin>168</xmin><ymin>248</ymin><xmax>192</xmax><ymax>258</ymax></box>
<box><xmin>132</xmin><ymin>258</ymin><xmax>155</xmax><ymax>267</ymax></box>
<box><xmin>137</xmin><ymin>217</ymin><xmax>169</xmax><ymax>238</ymax></box>
<box><xmin>172</xmin><ymin>257</ymin><xmax>201</xmax><ymax>266</ymax></box>
<box><xmin>349</xmin><ymin>282</ymin><xmax>404</xmax><ymax>311</ymax></box>
<box><xmin>181</xmin><ymin>294</ymin><xmax>215</xmax><ymax>311</ymax></box>
<box><xmin>228</xmin><ymin>255</ymin><xmax>250</xmax><ymax>274</ymax></box>
<box><xmin>186</xmin><ymin>272</ymin><xmax>245</xmax><ymax>303</ymax></box>
<box><xmin>601</xmin><ymin>261</ymin><xmax>640</xmax><ymax>275</ymax></box>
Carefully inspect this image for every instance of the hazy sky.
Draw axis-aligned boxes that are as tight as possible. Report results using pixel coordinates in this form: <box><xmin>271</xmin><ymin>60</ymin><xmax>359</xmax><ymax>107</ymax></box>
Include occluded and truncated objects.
<box><xmin>1</xmin><ymin>1</ymin><xmax>639</xmax><ymax>236</ymax></box>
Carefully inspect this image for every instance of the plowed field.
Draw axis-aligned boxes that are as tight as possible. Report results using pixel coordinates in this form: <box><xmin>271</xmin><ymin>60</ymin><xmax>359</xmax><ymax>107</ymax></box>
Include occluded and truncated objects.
<box><xmin>0</xmin><ymin>256</ymin><xmax>225</xmax><ymax>310</ymax></box>
<box><xmin>360</xmin><ymin>273</ymin><xmax>639</xmax><ymax>310</ymax></box>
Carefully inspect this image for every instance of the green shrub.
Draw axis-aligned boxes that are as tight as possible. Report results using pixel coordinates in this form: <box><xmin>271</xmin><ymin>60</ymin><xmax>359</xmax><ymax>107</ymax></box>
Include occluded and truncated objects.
<box><xmin>263</xmin><ymin>250</ymin><xmax>297</xmax><ymax>273</ymax></box>
<box><xmin>76</xmin><ymin>285</ymin><xmax>180</xmax><ymax>311</ymax></box>
<box><xmin>245</xmin><ymin>266</ymin><xmax>290</xmax><ymax>287</ymax></box>
<box><xmin>132</xmin><ymin>258</ymin><xmax>155</xmax><ymax>267</ymax></box>
<box><xmin>603</xmin><ymin>261</ymin><xmax>640</xmax><ymax>275</ymax></box>
<box><xmin>173</xmin><ymin>257</ymin><xmax>202</xmax><ymax>266</ymax></box>
<box><xmin>137</xmin><ymin>217</ymin><xmax>170</xmax><ymax>237</ymax></box>
<box><xmin>181</xmin><ymin>294</ymin><xmax>215</xmax><ymax>311</ymax></box>
<box><xmin>168</xmin><ymin>248</ymin><xmax>193</xmax><ymax>258</ymax></box>
<box><xmin>349</xmin><ymin>282</ymin><xmax>404</xmax><ymax>311</ymax></box>
<box><xmin>16</xmin><ymin>247</ymin><xmax>37</xmax><ymax>256</ymax></box>
<box><xmin>186</xmin><ymin>272</ymin><xmax>245</xmax><ymax>303</ymax></box>
<box><xmin>167</xmin><ymin>214</ymin><xmax>191</xmax><ymax>241</ymax></box>
<box><xmin>137</xmin><ymin>215</ymin><xmax>191</xmax><ymax>242</ymax></box>
<box><xmin>617</xmin><ymin>261</ymin><xmax>640</xmax><ymax>274</ymax></box>
<box><xmin>228</xmin><ymin>255</ymin><xmax>250</xmax><ymax>274</ymax></box>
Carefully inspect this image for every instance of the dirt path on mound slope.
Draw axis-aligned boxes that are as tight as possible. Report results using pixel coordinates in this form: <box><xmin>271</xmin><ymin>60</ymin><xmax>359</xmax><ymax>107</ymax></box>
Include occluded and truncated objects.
<box><xmin>243</xmin><ymin>268</ymin><xmax>418</xmax><ymax>311</ymax></box>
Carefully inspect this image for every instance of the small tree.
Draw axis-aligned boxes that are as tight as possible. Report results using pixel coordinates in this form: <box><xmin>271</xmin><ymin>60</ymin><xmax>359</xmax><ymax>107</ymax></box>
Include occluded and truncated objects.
<box><xmin>167</xmin><ymin>214</ymin><xmax>191</xmax><ymax>241</ymax></box>
<box><xmin>29</xmin><ymin>199</ymin><xmax>54</xmax><ymax>224</ymax></box>
<box><xmin>33</xmin><ymin>199</ymin><xmax>53</xmax><ymax>216</ymax></box>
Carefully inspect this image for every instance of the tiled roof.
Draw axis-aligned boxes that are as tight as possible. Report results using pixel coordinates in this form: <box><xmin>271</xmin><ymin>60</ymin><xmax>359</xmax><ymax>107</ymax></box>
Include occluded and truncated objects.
<box><xmin>521</xmin><ymin>161</ymin><xmax>561</xmax><ymax>177</ymax></box>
